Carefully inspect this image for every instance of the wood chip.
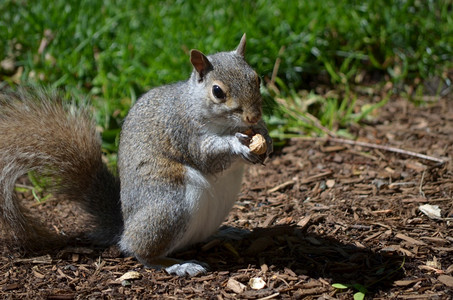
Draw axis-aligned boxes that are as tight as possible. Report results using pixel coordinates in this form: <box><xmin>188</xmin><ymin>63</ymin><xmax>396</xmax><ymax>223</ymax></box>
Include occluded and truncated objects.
<box><xmin>261</xmin><ymin>214</ymin><xmax>278</xmax><ymax>227</ymax></box>
<box><xmin>301</xmin><ymin>171</ymin><xmax>333</xmax><ymax>184</ymax></box>
<box><xmin>418</xmin><ymin>265</ymin><xmax>443</xmax><ymax>273</ymax></box>
<box><xmin>14</xmin><ymin>255</ymin><xmax>53</xmax><ymax>264</ymax></box>
<box><xmin>296</xmin><ymin>215</ymin><xmax>311</xmax><ymax>229</ymax></box>
<box><xmin>405</xmin><ymin>161</ymin><xmax>427</xmax><ymax>172</ymax></box>
<box><xmin>1</xmin><ymin>283</ymin><xmax>21</xmax><ymax>291</ymax></box>
<box><xmin>394</xmin><ymin>278</ymin><xmax>427</xmax><ymax>286</ymax></box>
<box><xmin>395</xmin><ymin>233</ymin><xmax>427</xmax><ymax>246</ymax></box>
<box><xmin>192</xmin><ymin>274</ymin><xmax>216</xmax><ymax>282</ymax></box>
<box><xmin>396</xmin><ymin>294</ymin><xmax>443</xmax><ymax>299</ymax></box>
<box><xmin>32</xmin><ymin>268</ymin><xmax>46</xmax><ymax>279</ymax></box>
<box><xmin>437</xmin><ymin>275</ymin><xmax>453</xmax><ymax>288</ymax></box>
<box><xmin>432</xmin><ymin>247</ymin><xmax>453</xmax><ymax>252</ymax></box>
<box><xmin>363</xmin><ymin>231</ymin><xmax>383</xmax><ymax>242</ymax></box>
<box><xmin>227</xmin><ymin>278</ymin><xmax>246</xmax><ymax>294</ymax></box>
<box><xmin>57</xmin><ymin>268</ymin><xmax>74</xmax><ymax>280</ymax></box>
<box><xmin>294</xmin><ymin>287</ymin><xmax>329</xmax><ymax>297</ymax></box>
<box><xmin>419</xmin><ymin>236</ymin><xmax>447</xmax><ymax>245</ymax></box>
<box><xmin>320</xmin><ymin>145</ymin><xmax>346</xmax><ymax>152</ymax></box>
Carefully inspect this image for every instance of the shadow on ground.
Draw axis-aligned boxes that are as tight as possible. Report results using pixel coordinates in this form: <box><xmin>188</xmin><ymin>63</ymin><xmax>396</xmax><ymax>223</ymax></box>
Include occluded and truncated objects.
<box><xmin>174</xmin><ymin>225</ymin><xmax>405</xmax><ymax>296</ymax></box>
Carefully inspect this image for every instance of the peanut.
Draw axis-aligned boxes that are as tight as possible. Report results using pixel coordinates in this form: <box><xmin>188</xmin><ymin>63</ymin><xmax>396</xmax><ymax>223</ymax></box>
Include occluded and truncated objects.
<box><xmin>249</xmin><ymin>133</ymin><xmax>267</xmax><ymax>155</ymax></box>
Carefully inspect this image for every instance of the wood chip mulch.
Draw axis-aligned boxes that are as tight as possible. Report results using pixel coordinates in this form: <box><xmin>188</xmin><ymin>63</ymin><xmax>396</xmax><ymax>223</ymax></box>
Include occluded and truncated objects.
<box><xmin>1</xmin><ymin>97</ymin><xmax>452</xmax><ymax>299</ymax></box>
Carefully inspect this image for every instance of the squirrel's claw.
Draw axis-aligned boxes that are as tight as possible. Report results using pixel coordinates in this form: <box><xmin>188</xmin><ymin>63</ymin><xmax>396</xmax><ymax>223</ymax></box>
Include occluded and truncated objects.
<box><xmin>235</xmin><ymin>132</ymin><xmax>251</xmax><ymax>145</ymax></box>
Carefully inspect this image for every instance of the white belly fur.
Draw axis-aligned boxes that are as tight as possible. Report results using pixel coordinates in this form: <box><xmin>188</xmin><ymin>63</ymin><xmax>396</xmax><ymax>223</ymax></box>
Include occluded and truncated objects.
<box><xmin>169</xmin><ymin>161</ymin><xmax>244</xmax><ymax>253</ymax></box>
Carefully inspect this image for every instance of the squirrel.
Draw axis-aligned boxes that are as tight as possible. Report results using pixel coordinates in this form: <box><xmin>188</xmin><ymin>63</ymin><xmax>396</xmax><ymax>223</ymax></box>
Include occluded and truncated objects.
<box><xmin>0</xmin><ymin>34</ymin><xmax>272</xmax><ymax>276</ymax></box>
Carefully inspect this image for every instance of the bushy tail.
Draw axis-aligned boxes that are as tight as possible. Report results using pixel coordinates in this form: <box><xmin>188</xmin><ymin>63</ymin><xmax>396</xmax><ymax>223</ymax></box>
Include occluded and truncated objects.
<box><xmin>0</xmin><ymin>88</ymin><xmax>122</xmax><ymax>250</ymax></box>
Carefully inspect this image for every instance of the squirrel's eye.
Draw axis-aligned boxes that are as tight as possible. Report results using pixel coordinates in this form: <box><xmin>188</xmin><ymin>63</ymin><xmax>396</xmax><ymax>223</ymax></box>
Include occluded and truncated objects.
<box><xmin>212</xmin><ymin>85</ymin><xmax>226</xmax><ymax>100</ymax></box>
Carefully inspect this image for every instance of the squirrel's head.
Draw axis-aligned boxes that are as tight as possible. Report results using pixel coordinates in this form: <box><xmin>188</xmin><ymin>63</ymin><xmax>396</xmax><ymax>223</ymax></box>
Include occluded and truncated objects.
<box><xmin>190</xmin><ymin>34</ymin><xmax>262</xmax><ymax>130</ymax></box>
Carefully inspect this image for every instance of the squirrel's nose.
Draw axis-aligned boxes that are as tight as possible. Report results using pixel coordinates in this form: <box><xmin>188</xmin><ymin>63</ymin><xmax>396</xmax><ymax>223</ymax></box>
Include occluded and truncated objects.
<box><xmin>245</xmin><ymin>114</ymin><xmax>261</xmax><ymax>125</ymax></box>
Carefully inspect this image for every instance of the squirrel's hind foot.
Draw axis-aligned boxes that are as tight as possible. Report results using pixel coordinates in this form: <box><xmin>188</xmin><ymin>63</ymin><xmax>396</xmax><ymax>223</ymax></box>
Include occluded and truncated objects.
<box><xmin>139</xmin><ymin>256</ymin><xmax>208</xmax><ymax>277</ymax></box>
<box><xmin>164</xmin><ymin>261</ymin><xmax>208</xmax><ymax>277</ymax></box>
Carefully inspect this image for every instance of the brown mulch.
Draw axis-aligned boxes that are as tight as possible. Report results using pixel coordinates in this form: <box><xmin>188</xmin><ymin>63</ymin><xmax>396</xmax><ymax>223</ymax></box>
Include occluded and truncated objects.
<box><xmin>1</xmin><ymin>97</ymin><xmax>452</xmax><ymax>299</ymax></box>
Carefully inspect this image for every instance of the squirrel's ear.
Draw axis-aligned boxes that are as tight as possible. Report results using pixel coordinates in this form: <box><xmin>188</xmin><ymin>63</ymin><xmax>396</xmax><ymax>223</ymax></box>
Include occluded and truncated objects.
<box><xmin>235</xmin><ymin>33</ymin><xmax>246</xmax><ymax>57</ymax></box>
<box><xmin>190</xmin><ymin>50</ymin><xmax>213</xmax><ymax>81</ymax></box>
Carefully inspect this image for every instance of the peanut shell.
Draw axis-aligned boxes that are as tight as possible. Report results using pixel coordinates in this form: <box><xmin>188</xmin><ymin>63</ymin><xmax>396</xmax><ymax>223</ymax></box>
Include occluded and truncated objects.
<box><xmin>249</xmin><ymin>134</ymin><xmax>267</xmax><ymax>155</ymax></box>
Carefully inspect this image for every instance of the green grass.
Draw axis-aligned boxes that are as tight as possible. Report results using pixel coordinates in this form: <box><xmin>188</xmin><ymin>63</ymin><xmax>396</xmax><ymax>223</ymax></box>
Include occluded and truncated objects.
<box><xmin>1</xmin><ymin>0</ymin><xmax>452</xmax><ymax>149</ymax></box>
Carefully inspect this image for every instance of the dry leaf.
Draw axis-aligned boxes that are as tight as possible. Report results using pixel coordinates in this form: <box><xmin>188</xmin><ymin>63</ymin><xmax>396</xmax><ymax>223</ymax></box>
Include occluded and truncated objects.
<box><xmin>419</xmin><ymin>204</ymin><xmax>442</xmax><ymax>219</ymax></box>
<box><xmin>426</xmin><ymin>257</ymin><xmax>441</xmax><ymax>269</ymax></box>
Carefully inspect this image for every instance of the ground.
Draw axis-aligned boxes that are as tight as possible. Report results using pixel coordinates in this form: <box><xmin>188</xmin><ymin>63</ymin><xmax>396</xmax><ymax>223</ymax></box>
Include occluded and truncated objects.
<box><xmin>1</xmin><ymin>96</ymin><xmax>452</xmax><ymax>299</ymax></box>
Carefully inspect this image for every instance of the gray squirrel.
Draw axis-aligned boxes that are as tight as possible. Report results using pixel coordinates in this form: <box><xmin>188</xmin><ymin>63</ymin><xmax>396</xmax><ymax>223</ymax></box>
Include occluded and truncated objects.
<box><xmin>0</xmin><ymin>34</ymin><xmax>272</xmax><ymax>276</ymax></box>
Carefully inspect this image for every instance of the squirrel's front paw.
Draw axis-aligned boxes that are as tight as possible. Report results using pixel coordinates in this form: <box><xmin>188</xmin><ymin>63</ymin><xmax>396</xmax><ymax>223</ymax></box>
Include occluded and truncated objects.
<box><xmin>165</xmin><ymin>261</ymin><xmax>208</xmax><ymax>277</ymax></box>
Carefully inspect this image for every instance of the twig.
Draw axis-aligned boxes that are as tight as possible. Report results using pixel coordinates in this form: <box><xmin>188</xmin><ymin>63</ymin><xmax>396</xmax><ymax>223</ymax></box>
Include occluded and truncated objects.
<box><xmin>301</xmin><ymin>171</ymin><xmax>333</xmax><ymax>184</ymax></box>
<box><xmin>295</xmin><ymin>136</ymin><xmax>447</xmax><ymax>165</ymax></box>
<box><xmin>257</xmin><ymin>293</ymin><xmax>280</xmax><ymax>300</ymax></box>
<box><xmin>270</xmin><ymin>46</ymin><xmax>286</xmax><ymax>87</ymax></box>
<box><xmin>268</xmin><ymin>180</ymin><xmax>295</xmax><ymax>193</ymax></box>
